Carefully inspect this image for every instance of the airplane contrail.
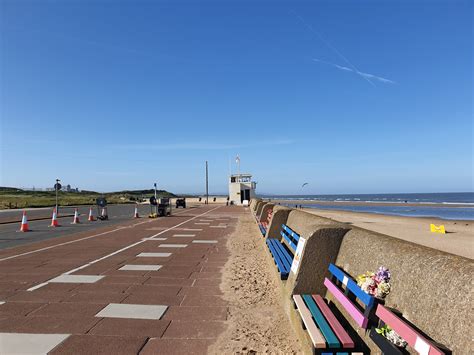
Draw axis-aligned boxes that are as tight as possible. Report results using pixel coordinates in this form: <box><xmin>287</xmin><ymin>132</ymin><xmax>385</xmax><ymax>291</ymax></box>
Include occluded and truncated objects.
<box><xmin>313</xmin><ymin>58</ymin><xmax>396</xmax><ymax>84</ymax></box>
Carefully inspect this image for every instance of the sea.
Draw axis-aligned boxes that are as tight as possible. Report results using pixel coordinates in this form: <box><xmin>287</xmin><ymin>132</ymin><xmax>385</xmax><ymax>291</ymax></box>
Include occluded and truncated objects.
<box><xmin>262</xmin><ymin>192</ymin><xmax>474</xmax><ymax>221</ymax></box>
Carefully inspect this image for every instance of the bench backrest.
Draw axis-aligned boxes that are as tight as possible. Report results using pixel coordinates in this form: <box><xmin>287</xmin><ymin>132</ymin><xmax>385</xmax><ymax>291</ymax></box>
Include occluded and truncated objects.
<box><xmin>324</xmin><ymin>263</ymin><xmax>378</xmax><ymax>329</ymax></box>
<box><xmin>280</xmin><ymin>224</ymin><xmax>300</xmax><ymax>254</ymax></box>
<box><xmin>375</xmin><ymin>305</ymin><xmax>446</xmax><ymax>355</ymax></box>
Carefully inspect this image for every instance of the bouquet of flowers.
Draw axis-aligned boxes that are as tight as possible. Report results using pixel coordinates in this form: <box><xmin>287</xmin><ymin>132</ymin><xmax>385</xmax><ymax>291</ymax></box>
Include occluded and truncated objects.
<box><xmin>356</xmin><ymin>266</ymin><xmax>391</xmax><ymax>299</ymax></box>
<box><xmin>375</xmin><ymin>325</ymin><xmax>408</xmax><ymax>349</ymax></box>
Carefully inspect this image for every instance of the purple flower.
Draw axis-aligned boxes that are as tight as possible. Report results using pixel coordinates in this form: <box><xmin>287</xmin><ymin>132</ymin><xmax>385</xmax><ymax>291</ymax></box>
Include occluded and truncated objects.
<box><xmin>375</xmin><ymin>266</ymin><xmax>391</xmax><ymax>282</ymax></box>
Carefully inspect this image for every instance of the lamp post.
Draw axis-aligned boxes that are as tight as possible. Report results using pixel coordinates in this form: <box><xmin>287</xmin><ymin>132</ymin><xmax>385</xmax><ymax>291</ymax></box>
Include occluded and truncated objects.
<box><xmin>154</xmin><ymin>182</ymin><xmax>157</xmax><ymax>201</ymax></box>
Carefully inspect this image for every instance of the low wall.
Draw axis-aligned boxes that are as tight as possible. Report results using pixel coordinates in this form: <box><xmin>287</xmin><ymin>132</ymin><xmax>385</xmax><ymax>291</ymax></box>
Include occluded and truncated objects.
<box><xmin>260</xmin><ymin>208</ymin><xmax>471</xmax><ymax>354</ymax></box>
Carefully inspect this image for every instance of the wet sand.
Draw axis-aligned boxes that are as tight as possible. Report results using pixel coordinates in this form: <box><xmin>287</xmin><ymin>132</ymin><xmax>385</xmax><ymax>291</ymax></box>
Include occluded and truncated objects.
<box><xmin>209</xmin><ymin>212</ymin><xmax>302</xmax><ymax>354</ymax></box>
<box><xmin>303</xmin><ymin>208</ymin><xmax>474</xmax><ymax>259</ymax></box>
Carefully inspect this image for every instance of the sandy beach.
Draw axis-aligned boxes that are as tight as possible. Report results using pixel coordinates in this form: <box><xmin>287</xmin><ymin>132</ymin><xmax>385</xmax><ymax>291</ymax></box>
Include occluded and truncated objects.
<box><xmin>302</xmin><ymin>208</ymin><xmax>474</xmax><ymax>259</ymax></box>
<box><xmin>209</xmin><ymin>212</ymin><xmax>302</xmax><ymax>354</ymax></box>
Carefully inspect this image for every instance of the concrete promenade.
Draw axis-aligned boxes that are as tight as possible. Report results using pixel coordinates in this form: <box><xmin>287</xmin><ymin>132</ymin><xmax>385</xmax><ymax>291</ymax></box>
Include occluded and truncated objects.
<box><xmin>0</xmin><ymin>204</ymin><xmax>243</xmax><ymax>354</ymax></box>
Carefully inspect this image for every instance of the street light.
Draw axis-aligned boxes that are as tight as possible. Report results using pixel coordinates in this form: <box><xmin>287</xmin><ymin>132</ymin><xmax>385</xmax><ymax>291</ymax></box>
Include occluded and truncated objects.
<box><xmin>154</xmin><ymin>182</ymin><xmax>157</xmax><ymax>201</ymax></box>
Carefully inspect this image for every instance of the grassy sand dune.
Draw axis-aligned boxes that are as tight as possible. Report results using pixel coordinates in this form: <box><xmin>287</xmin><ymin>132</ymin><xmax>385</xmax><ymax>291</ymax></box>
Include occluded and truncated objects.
<box><xmin>0</xmin><ymin>187</ymin><xmax>175</xmax><ymax>209</ymax></box>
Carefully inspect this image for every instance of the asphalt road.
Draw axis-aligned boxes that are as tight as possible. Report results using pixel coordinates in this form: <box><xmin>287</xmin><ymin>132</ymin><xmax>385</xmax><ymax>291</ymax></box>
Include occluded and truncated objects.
<box><xmin>0</xmin><ymin>204</ymin><xmax>188</xmax><ymax>250</ymax></box>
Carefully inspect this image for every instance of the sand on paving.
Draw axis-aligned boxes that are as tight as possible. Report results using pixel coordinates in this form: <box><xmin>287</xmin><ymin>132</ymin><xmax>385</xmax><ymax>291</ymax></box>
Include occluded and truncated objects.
<box><xmin>303</xmin><ymin>208</ymin><xmax>474</xmax><ymax>259</ymax></box>
<box><xmin>209</xmin><ymin>213</ymin><xmax>302</xmax><ymax>354</ymax></box>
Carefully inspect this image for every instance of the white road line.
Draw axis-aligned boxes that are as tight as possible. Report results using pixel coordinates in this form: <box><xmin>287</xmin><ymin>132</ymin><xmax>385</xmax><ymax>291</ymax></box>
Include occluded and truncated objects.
<box><xmin>26</xmin><ymin>206</ymin><xmax>221</xmax><ymax>291</ymax></box>
<box><xmin>0</xmin><ymin>209</ymin><xmax>190</xmax><ymax>262</ymax></box>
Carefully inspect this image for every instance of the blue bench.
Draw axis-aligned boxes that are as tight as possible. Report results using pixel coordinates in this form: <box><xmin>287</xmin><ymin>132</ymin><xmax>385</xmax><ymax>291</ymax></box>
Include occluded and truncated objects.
<box><xmin>293</xmin><ymin>263</ymin><xmax>379</xmax><ymax>354</ymax></box>
<box><xmin>266</xmin><ymin>224</ymin><xmax>299</xmax><ymax>280</ymax></box>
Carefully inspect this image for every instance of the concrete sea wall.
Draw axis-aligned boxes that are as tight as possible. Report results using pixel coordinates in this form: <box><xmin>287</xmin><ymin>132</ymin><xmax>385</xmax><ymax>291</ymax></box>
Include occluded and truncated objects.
<box><xmin>261</xmin><ymin>207</ymin><xmax>471</xmax><ymax>354</ymax></box>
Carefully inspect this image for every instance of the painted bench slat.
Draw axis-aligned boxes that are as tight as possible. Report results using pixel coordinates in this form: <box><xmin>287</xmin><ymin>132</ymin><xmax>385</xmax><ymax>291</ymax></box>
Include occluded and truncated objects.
<box><xmin>268</xmin><ymin>238</ymin><xmax>292</xmax><ymax>267</ymax></box>
<box><xmin>328</xmin><ymin>264</ymin><xmax>375</xmax><ymax>307</ymax></box>
<box><xmin>324</xmin><ymin>278</ymin><xmax>368</xmax><ymax>329</ymax></box>
<box><xmin>274</xmin><ymin>241</ymin><xmax>293</xmax><ymax>266</ymax></box>
<box><xmin>271</xmin><ymin>241</ymin><xmax>291</xmax><ymax>272</ymax></box>
<box><xmin>266</xmin><ymin>239</ymin><xmax>290</xmax><ymax>275</ymax></box>
<box><xmin>313</xmin><ymin>295</ymin><xmax>355</xmax><ymax>348</ymax></box>
<box><xmin>266</xmin><ymin>240</ymin><xmax>285</xmax><ymax>270</ymax></box>
<box><xmin>280</xmin><ymin>230</ymin><xmax>298</xmax><ymax>253</ymax></box>
<box><xmin>293</xmin><ymin>295</ymin><xmax>327</xmax><ymax>348</ymax></box>
<box><xmin>282</xmin><ymin>224</ymin><xmax>300</xmax><ymax>241</ymax></box>
<box><xmin>302</xmin><ymin>294</ymin><xmax>340</xmax><ymax>348</ymax></box>
<box><xmin>375</xmin><ymin>305</ymin><xmax>445</xmax><ymax>355</ymax></box>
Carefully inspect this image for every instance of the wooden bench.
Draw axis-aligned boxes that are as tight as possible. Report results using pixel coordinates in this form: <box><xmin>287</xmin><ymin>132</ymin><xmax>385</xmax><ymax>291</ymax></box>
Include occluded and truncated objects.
<box><xmin>369</xmin><ymin>305</ymin><xmax>447</xmax><ymax>355</ymax></box>
<box><xmin>258</xmin><ymin>208</ymin><xmax>273</xmax><ymax>236</ymax></box>
<box><xmin>293</xmin><ymin>263</ymin><xmax>379</xmax><ymax>354</ymax></box>
<box><xmin>265</xmin><ymin>224</ymin><xmax>299</xmax><ymax>280</ymax></box>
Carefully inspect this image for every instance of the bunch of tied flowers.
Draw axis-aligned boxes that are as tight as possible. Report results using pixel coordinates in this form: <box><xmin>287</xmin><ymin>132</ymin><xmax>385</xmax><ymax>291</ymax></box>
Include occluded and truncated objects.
<box><xmin>356</xmin><ymin>266</ymin><xmax>391</xmax><ymax>299</ymax></box>
<box><xmin>375</xmin><ymin>325</ymin><xmax>408</xmax><ymax>349</ymax></box>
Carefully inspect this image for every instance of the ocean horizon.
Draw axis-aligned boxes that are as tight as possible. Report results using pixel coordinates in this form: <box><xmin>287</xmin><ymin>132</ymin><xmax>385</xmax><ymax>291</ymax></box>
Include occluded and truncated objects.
<box><xmin>260</xmin><ymin>192</ymin><xmax>474</xmax><ymax>220</ymax></box>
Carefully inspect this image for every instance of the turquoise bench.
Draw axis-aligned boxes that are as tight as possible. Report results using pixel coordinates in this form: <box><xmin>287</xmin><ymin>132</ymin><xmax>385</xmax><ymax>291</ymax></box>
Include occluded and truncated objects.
<box><xmin>266</xmin><ymin>224</ymin><xmax>299</xmax><ymax>280</ymax></box>
<box><xmin>293</xmin><ymin>263</ymin><xmax>379</xmax><ymax>354</ymax></box>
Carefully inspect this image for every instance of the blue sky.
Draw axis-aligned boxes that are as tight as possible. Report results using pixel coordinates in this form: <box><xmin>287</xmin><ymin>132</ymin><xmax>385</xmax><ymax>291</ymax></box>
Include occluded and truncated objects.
<box><xmin>1</xmin><ymin>0</ymin><xmax>472</xmax><ymax>194</ymax></box>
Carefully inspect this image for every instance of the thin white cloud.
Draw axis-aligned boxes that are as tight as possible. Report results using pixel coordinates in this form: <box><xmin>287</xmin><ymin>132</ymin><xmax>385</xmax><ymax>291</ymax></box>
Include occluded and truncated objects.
<box><xmin>293</xmin><ymin>12</ymin><xmax>376</xmax><ymax>87</ymax></box>
<box><xmin>313</xmin><ymin>58</ymin><xmax>396</xmax><ymax>85</ymax></box>
<box><xmin>114</xmin><ymin>140</ymin><xmax>294</xmax><ymax>151</ymax></box>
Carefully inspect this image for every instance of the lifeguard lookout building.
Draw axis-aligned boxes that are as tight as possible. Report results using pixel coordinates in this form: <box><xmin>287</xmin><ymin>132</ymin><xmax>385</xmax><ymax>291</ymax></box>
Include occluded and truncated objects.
<box><xmin>228</xmin><ymin>174</ymin><xmax>257</xmax><ymax>205</ymax></box>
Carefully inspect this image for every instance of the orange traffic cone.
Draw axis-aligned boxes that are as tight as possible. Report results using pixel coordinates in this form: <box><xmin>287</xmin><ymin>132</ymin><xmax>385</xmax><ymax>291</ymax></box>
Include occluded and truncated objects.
<box><xmin>19</xmin><ymin>211</ymin><xmax>29</xmax><ymax>232</ymax></box>
<box><xmin>88</xmin><ymin>207</ymin><xmax>95</xmax><ymax>221</ymax></box>
<box><xmin>50</xmin><ymin>208</ymin><xmax>60</xmax><ymax>227</ymax></box>
<box><xmin>134</xmin><ymin>205</ymin><xmax>139</xmax><ymax>218</ymax></box>
<box><xmin>71</xmin><ymin>208</ymin><xmax>80</xmax><ymax>224</ymax></box>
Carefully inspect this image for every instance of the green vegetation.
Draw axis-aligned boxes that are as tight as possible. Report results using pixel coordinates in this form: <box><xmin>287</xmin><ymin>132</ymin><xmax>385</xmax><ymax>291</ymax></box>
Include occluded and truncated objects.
<box><xmin>0</xmin><ymin>187</ymin><xmax>176</xmax><ymax>209</ymax></box>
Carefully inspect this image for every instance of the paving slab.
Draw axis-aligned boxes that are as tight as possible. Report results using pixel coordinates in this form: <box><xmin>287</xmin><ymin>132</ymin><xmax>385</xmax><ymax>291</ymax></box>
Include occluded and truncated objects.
<box><xmin>6</xmin><ymin>290</ymin><xmax>71</xmax><ymax>303</ymax></box>
<box><xmin>95</xmin><ymin>303</ymin><xmax>168</xmax><ymax>320</ymax></box>
<box><xmin>137</xmin><ymin>252</ymin><xmax>172</xmax><ymax>257</ymax></box>
<box><xmin>1</xmin><ymin>316</ymin><xmax>101</xmax><ymax>334</ymax></box>
<box><xmin>0</xmin><ymin>333</ymin><xmax>70</xmax><ymax>354</ymax></box>
<box><xmin>181</xmin><ymin>294</ymin><xmax>227</xmax><ymax>307</ymax></box>
<box><xmin>30</xmin><ymin>302</ymin><xmax>106</xmax><ymax>318</ymax></box>
<box><xmin>145</xmin><ymin>277</ymin><xmax>194</xmax><ymax>286</ymax></box>
<box><xmin>123</xmin><ymin>293</ymin><xmax>183</xmax><ymax>306</ymax></box>
<box><xmin>163</xmin><ymin>306</ymin><xmax>228</xmax><ymax>321</ymax></box>
<box><xmin>49</xmin><ymin>274</ymin><xmax>104</xmax><ymax>284</ymax></box>
<box><xmin>119</xmin><ymin>264</ymin><xmax>162</xmax><ymax>271</ymax></box>
<box><xmin>97</xmin><ymin>275</ymin><xmax>149</xmax><ymax>285</ymax></box>
<box><xmin>89</xmin><ymin>318</ymin><xmax>170</xmax><ymax>337</ymax></box>
<box><xmin>158</xmin><ymin>244</ymin><xmax>188</xmax><ymax>248</ymax></box>
<box><xmin>49</xmin><ymin>334</ymin><xmax>147</xmax><ymax>355</ymax></box>
<box><xmin>140</xmin><ymin>338</ymin><xmax>214</xmax><ymax>355</ymax></box>
<box><xmin>64</xmin><ymin>292</ymin><xmax>128</xmax><ymax>304</ymax></box>
<box><xmin>0</xmin><ymin>302</ymin><xmax>45</xmax><ymax>317</ymax></box>
<box><xmin>162</xmin><ymin>320</ymin><xmax>225</xmax><ymax>339</ymax></box>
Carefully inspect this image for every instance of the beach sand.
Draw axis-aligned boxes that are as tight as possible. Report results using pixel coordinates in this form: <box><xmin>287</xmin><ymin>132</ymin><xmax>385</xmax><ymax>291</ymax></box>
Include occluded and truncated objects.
<box><xmin>209</xmin><ymin>212</ymin><xmax>302</xmax><ymax>354</ymax></box>
<box><xmin>303</xmin><ymin>208</ymin><xmax>474</xmax><ymax>259</ymax></box>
